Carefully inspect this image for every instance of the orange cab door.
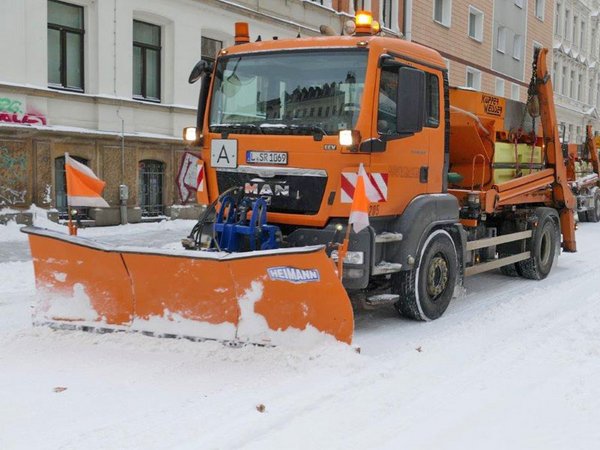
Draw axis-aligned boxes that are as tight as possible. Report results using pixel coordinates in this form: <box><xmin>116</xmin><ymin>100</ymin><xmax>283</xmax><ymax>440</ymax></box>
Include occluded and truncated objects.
<box><xmin>369</xmin><ymin>58</ymin><xmax>445</xmax><ymax>216</ymax></box>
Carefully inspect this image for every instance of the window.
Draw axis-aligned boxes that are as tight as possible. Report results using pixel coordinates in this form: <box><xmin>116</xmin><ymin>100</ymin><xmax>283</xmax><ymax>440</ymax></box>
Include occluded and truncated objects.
<box><xmin>588</xmin><ymin>79</ymin><xmax>594</xmax><ymax>104</ymax></box>
<box><xmin>434</xmin><ymin>0</ymin><xmax>452</xmax><ymax>27</ymax></box>
<box><xmin>552</xmin><ymin>61</ymin><xmax>558</xmax><ymax>83</ymax></box>
<box><xmin>565</xmin><ymin>9</ymin><xmax>570</xmax><ymax>41</ymax></box>
<box><xmin>535</xmin><ymin>0</ymin><xmax>545</xmax><ymax>20</ymax></box>
<box><xmin>47</xmin><ymin>0</ymin><xmax>84</xmax><ymax>91</ymax></box>
<box><xmin>133</xmin><ymin>20</ymin><xmax>161</xmax><ymax>101</ymax></box>
<box><xmin>512</xmin><ymin>34</ymin><xmax>523</xmax><ymax>60</ymax></box>
<box><xmin>578</xmin><ymin>73</ymin><xmax>583</xmax><ymax>100</ymax></box>
<box><xmin>381</xmin><ymin>0</ymin><xmax>395</xmax><ymax>29</ymax></box>
<box><xmin>54</xmin><ymin>155</ymin><xmax>89</xmax><ymax>217</ymax></box>
<box><xmin>495</xmin><ymin>77</ymin><xmax>505</xmax><ymax>96</ymax></box>
<box><xmin>570</xmin><ymin>70</ymin><xmax>575</xmax><ymax>98</ymax></box>
<box><xmin>425</xmin><ymin>73</ymin><xmax>440</xmax><ymax>127</ymax></box>
<box><xmin>377</xmin><ymin>66</ymin><xmax>439</xmax><ymax>133</ymax></box>
<box><xmin>468</xmin><ymin>7</ymin><xmax>484</xmax><ymax>42</ymax></box>
<box><xmin>466</xmin><ymin>67</ymin><xmax>481</xmax><ymax>90</ymax></box>
<box><xmin>511</xmin><ymin>83</ymin><xmax>519</xmax><ymax>100</ymax></box>
<box><xmin>561</xmin><ymin>66</ymin><xmax>567</xmax><ymax>95</ymax></box>
<box><xmin>514</xmin><ymin>0</ymin><xmax>523</xmax><ymax>8</ymax></box>
<box><xmin>497</xmin><ymin>27</ymin><xmax>506</xmax><ymax>53</ymax></box>
<box><xmin>201</xmin><ymin>36</ymin><xmax>223</xmax><ymax>65</ymax></box>
<box><xmin>555</xmin><ymin>3</ymin><xmax>561</xmax><ymax>35</ymax></box>
<box><xmin>573</xmin><ymin>15</ymin><xmax>578</xmax><ymax>44</ymax></box>
<box><xmin>353</xmin><ymin>0</ymin><xmax>368</xmax><ymax>12</ymax></box>
<box><xmin>580</xmin><ymin>22</ymin><xmax>586</xmax><ymax>51</ymax></box>
<box><xmin>139</xmin><ymin>160</ymin><xmax>165</xmax><ymax>216</ymax></box>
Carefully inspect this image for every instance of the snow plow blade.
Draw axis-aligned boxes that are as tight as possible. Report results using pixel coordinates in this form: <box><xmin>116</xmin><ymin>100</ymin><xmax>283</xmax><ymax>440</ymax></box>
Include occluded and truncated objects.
<box><xmin>22</xmin><ymin>227</ymin><xmax>354</xmax><ymax>346</ymax></box>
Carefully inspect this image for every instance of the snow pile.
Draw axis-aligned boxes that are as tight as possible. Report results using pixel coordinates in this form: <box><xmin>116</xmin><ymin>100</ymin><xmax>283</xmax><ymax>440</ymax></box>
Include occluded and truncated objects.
<box><xmin>133</xmin><ymin>310</ymin><xmax>237</xmax><ymax>341</ymax></box>
<box><xmin>34</xmin><ymin>283</ymin><xmax>100</xmax><ymax>323</ymax></box>
<box><xmin>237</xmin><ymin>280</ymin><xmax>342</xmax><ymax>350</ymax></box>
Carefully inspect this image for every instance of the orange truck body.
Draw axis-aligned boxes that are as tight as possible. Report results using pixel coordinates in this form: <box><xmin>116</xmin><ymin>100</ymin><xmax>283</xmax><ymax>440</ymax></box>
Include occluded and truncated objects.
<box><xmin>23</xmin><ymin>26</ymin><xmax>578</xmax><ymax>345</ymax></box>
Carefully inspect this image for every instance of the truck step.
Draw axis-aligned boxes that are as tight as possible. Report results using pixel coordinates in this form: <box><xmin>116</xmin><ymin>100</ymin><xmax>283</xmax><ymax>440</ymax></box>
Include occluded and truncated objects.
<box><xmin>365</xmin><ymin>294</ymin><xmax>400</xmax><ymax>307</ymax></box>
<box><xmin>375</xmin><ymin>232</ymin><xmax>403</xmax><ymax>243</ymax></box>
<box><xmin>372</xmin><ymin>261</ymin><xmax>403</xmax><ymax>275</ymax></box>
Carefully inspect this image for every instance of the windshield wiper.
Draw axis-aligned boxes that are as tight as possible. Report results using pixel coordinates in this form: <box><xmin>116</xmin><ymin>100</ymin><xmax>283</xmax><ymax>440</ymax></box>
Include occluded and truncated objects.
<box><xmin>210</xmin><ymin>123</ymin><xmax>261</xmax><ymax>135</ymax></box>
<box><xmin>260</xmin><ymin>123</ymin><xmax>327</xmax><ymax>140</ymax></box>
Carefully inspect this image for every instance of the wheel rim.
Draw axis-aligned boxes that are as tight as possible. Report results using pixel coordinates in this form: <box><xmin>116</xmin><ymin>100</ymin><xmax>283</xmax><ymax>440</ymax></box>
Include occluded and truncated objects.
<box><xmin>426</xmin><ymin>254</ymin><xmax>449</xmax><ymax>301</ymax></box>
<box><xmin>539</xmin><ymin>227</ymin><xmax>552</xmax><ymax>266</ymax></box>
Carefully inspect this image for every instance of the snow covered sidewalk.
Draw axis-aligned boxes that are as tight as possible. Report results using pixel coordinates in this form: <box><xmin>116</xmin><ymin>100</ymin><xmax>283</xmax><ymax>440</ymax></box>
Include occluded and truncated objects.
<box><xmin>1</xmin><ymin>218</ymin><xmax>599</xmax><ymax>449</ymax></box>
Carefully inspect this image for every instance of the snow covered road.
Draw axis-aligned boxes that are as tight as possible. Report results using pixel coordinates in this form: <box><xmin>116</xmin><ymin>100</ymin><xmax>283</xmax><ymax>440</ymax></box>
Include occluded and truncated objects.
<box><xmin>1</xmin><ymin>218</ymin><xmax>599</xmax><ymax>449</ymax></box>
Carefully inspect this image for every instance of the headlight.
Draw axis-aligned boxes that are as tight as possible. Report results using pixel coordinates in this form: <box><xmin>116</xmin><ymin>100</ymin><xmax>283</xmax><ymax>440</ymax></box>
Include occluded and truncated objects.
<box><xmin>339</xmin><ymin>129</ymin><xmax>354</xmax><ymax>146</ymax></box>
<box><xmin>331</xmin><ymin>250</ymin><xmax>365</xmax><ymax>265</ymax></box>
<box><xmin>183</xmin><ymin>127</ymin><xmax>199</xmax><ymax>143</ymax></box>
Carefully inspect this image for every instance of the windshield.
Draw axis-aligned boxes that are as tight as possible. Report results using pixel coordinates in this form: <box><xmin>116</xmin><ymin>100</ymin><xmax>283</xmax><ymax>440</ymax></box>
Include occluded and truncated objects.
<box><xmin>209</xmin><ymin>49</ymin><xmax>368</xmax><ymax>136</ymax></box>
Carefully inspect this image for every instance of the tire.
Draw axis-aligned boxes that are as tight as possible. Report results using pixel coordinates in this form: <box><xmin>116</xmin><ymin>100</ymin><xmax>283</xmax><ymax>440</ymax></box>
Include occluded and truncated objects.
<box><xmin>516</xmin><ymin>209</ymin><xmax>559</xmax><ymax>280</ymax></box>
<box><xmin>393</xmin><ymin>230</ymin><xmax>458</xmax><ymax>321</ymax></box>
<box><xmin>586</xmin><ymin>192</ymin><xmax>600</xmax><ymax>223</ymax></box>
<box><xmin>577</xmin><ymin>211</ymin><xmax>588</xmax><ymax>223</ymax></box>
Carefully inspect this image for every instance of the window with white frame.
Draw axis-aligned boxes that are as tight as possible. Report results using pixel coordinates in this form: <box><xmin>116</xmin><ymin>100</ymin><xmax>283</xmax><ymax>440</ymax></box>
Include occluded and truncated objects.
<box><xmin>553</xmin><ymin>61</ymin><xmax>558</xmax><ymax>84</ymax></box>
<box><xmin>353</xmin><ymin>0</ymin><xmax>369</xmax><ymax>12</ymax></box>
<box><xmin>511</xmin><ymin>83</ymin><xmax>519</xmax><ymax>100</ymax></box>
<box><xmin>565</xmin><ymin>9</ymin><xmax>570</xmax><ymax>41</ymax></box>
<box><xmin>381</xmin><ymin>0</ymin><xmax>396</xmax><ymax>30</ymax></box>
<box><xmin>580</xmin><ymin>21</ymin><xmax>586</xmax><ymax>51</ymax></box>
<box><xmin>555</xmin><ymin>3</ymin><xmax>561</xmax><ymax>35</ymax></box>
<box><xmin>578</xmin><ymin>73</ymin><xmax>583</xmax><ymax>100</ymax></box>
<box><xmin>495</xmin><ymin>78</ymin><xmax>505</xmax><ymax>96</ymax></box>
<box><xmin>512</xmin><ymin>34</ymin><xmax>523</xmax><ymax>60</ymax></box>
<box><xmin>468</xmin><ymin>6</ymin><xmax>483</xmax><ymax>42</ymax></box>
<box><xmin>434</xmin><ymin>0</ymin><xmax>452</xmax><ymax>27</ymax></box>
<box><xmin>496</xmin><ymin>27</ymin><xmax>506</xmax><ymax>53</ymax></box>
<box><xmin>466</xmin><ymin>67</ymin><xmax>481</xmax><ymax>90</ymax></box>
<box><xmin>535</xmin><ymin>0</ymin><xmax>544</xmax><ymax>20</ymax></box>
<box><xmin>514</xmin><ymin>0</ymin><xmax>523</xmax><ymax>8</ymax></box>
<box><xmin>573</xmin><ymin>15</ymin><xmax>578</xmax><ymax>44</ymax></box>
<box><xmin>570</xmin><ymin>69</ymin><xmax>575</xmax><ymax>98</ymax></box>
<box><xmin>561</xmin><ymin>66</ymin><xmax>567</xmax><ymax>94</ymax></box>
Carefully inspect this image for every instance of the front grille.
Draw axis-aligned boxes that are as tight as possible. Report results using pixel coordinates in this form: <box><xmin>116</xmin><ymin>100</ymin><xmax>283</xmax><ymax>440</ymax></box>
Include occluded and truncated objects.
<box><xmin>216</xmin><ymin>169</ymin><xmax>327</xmax><ymax>215</ymax></box>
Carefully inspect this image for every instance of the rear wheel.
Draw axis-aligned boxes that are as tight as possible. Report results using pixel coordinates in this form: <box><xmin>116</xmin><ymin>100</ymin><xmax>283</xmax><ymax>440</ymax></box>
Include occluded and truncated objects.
<box><xmin>586</xmin><ymin>192</ymin><xmax>600</xmax><ymax>223</ymax></box>
<box><xmin>577</xmin><ymin>211</ymin><xmax>588</xmax><ymax>222</ymax></box>
<box><xmin>517</xmin><ymin>209</ymin><xmax>559</xmax><ymax>280</ymax></box>
<box><xmin>393</xmin><ymin>230</ymin><xmax>458</xmax><ymax>321</ymax></box>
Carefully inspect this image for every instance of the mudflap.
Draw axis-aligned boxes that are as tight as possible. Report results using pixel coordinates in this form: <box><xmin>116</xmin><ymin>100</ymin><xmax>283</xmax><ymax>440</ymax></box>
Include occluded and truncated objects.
<box><xmin>22</xmin><ymin>227</ymin><xmax>354</xmax><ymax>345</ymax></box>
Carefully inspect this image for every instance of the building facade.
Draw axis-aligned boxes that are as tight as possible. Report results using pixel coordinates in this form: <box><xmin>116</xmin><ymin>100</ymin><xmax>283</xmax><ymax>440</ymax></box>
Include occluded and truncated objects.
<box><xmin>406</xmin><ymin>0</ymin><xmax>554</xmax><ymax>102</ymax></box>
<box><xmin>553</xmin><ymin>0</ymin><xmax>600</xmax><ymax>143</ymax></box>
<box><xmin>2</xmin><ymin>0</ymin><xmax>403</xmax><ymax>220</ymax></box>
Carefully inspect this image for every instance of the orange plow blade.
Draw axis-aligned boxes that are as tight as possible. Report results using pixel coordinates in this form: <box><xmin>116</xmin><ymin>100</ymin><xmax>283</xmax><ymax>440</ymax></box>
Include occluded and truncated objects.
<box><xmin>22</xmin><ymin>227</ymin><xmax>354</xmax><ymax>345</ymax></box>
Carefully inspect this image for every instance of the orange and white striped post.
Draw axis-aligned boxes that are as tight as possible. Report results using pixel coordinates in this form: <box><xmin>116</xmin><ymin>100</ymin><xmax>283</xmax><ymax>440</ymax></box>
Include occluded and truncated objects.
<box><xmin>337</xmin><ymin>163</ymin><xmax>372</xmax><ymax>280</ymax></box>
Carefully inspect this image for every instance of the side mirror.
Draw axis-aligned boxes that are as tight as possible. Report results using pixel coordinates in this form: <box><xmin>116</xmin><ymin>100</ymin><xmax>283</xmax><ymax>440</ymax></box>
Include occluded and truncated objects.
<box><xmin>397</xmin><ymin>67</ymin><xmax>425</xmax><ymax>135</ymax></box>
<box><xmin>188</xmin><ymin>60</ymin><xmax>210</xmax><ymax>84</ymax></box>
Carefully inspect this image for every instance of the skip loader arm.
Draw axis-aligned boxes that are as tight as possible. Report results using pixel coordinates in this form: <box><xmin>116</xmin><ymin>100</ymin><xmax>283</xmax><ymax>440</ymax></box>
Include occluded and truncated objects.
<box><xmin>535</xmin><ymin>48</ymin><xmax>577</xmax><ymax>252</ymax></box>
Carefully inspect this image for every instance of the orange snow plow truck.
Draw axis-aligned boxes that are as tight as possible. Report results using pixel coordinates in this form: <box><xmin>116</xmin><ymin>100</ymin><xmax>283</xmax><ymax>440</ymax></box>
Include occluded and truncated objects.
<box><xmin>24</xmin><ymin>13</ymin><xmax>576</xmax><ymax>346</ymax></box>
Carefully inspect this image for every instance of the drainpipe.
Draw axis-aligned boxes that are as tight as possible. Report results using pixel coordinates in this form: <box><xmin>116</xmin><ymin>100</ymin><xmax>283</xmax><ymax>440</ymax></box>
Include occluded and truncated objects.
<box><xmin>404</xmin><ymin>0</ymin><xmax>413</xmax><ymax>41</ymax></box>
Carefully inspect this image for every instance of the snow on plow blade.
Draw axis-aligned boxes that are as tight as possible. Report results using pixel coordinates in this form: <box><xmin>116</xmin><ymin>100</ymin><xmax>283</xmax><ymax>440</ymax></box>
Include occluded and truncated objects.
<box><xmin>22</xmin><ymin>227</ymin><xmax>354</xmax><ymax>346</ymax></box>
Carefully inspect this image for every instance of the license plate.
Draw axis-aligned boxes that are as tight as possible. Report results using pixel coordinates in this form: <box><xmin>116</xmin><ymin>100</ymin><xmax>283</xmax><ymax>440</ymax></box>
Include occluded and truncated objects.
<box><xmin>246</xmin><ymin>151</ymin><xmax>288</xmax><ymax>165</ymax></box>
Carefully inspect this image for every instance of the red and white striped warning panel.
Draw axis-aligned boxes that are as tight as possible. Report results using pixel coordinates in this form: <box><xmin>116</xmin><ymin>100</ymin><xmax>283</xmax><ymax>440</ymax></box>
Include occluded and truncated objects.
<box><xmin>341</xmin><ymin>171</ymin><xmax>388</xmax><ymax>203</ymax></box>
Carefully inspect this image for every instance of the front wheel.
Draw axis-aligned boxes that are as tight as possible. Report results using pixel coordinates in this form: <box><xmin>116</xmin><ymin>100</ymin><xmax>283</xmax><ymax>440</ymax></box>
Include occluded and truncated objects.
<box><xmin>393</xmin><ymin>230</ymin><xmax>458</xmax><ymax>321</ymax></box>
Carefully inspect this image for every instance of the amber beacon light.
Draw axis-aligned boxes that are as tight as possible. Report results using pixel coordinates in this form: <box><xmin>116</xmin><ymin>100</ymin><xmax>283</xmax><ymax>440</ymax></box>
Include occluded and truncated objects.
<box><xmin>355</xmin><ymin>10</ymin><xmax>374</xmax><ymax>35</ymax></box>
<box><xmin>235</xmin><ymin>22</ymin><xmax>250</xmax><ymax>44</ymax></box>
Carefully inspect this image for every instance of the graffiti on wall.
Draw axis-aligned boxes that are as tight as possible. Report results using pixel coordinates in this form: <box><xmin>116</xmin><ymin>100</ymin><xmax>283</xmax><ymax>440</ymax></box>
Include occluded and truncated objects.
<box><xmin>0</xmin><ymin>145</ymin><xmax>27</xmax><ymax>205</ymax></box>
<box><xmin>0</xmin><ymin>96</ymin><xmax>47</xmax><ymax>126</ymax></box>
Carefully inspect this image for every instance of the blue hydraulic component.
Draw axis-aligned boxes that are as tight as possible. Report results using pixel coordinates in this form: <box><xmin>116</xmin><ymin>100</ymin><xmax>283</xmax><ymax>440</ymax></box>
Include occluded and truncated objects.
<box><xmin>213</xmin><ymin>195</ymin><xmax>281</xmax><ymax>252</ymax></box>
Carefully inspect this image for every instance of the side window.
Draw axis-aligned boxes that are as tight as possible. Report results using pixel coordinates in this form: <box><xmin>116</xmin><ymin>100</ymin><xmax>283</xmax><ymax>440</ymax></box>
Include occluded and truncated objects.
<box><xmin>425</xmin><ymin>73</ymin><xmax>440</xmax><ymax>127</ymax></box>
<box><xmin>377</xmin><ymin>65</ymin><xmax>398</xmax><ymax>134</ymax></box>
<box><xmin>378</xmin><ymin>66</ymin><xmax>439</xmax><ymax>134</ymax></box>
